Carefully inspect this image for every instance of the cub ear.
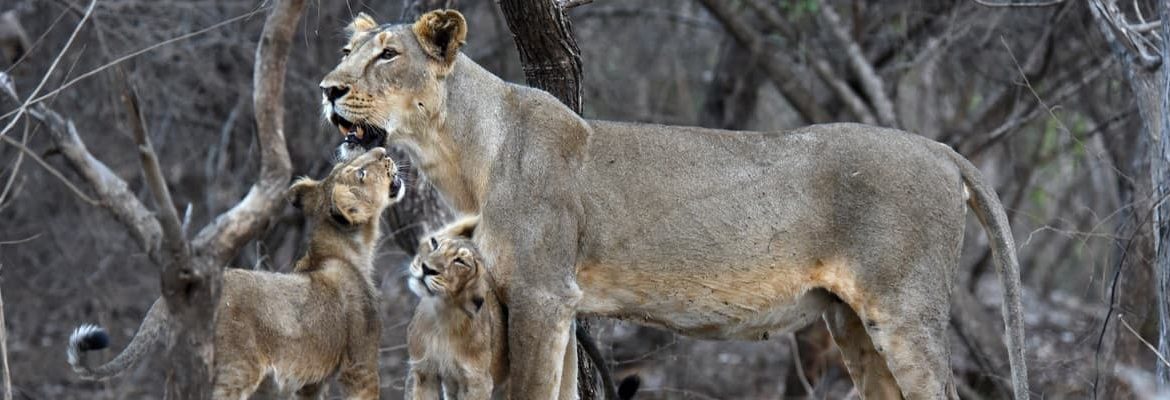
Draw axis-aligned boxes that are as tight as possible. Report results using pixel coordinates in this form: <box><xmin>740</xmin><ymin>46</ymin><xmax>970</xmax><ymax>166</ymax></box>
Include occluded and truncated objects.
<box><xmin>460</xmin><ymin>280</ymin><xmax>487</xmax><ymax>318</ymax></box>
<box><xmin>411</xmin><ymin>9</ymin><xmax>467</xmax><ymax>69</ymax></box>
<box><xmin>287</xmin><ymin>177</ymin><xmax>320</xmax><ymax>210</ymax></box>
<box><xmin>443</xmin><ymin>215</ymin><xmax>479</xmax><ymax>239</ymax></box>
<box><xmin>347</xmin><ymin>12</ymin><xmax>378</xmax><ymax>36</ymax></box>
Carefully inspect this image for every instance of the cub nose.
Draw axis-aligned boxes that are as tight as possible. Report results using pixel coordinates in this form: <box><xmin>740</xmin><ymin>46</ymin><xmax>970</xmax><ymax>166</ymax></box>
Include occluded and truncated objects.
<box><xmin>321</xmin><ymin>85</ymin><xmax>350</xmax><ymax>102</ymax></box>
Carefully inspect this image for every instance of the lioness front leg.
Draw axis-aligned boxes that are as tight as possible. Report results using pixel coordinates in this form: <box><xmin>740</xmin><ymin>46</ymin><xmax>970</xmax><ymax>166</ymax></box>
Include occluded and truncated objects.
<box><xmin>508</xmin><ymin>293</ymin><xmax>576</xmax><ymax>400</ymax></box>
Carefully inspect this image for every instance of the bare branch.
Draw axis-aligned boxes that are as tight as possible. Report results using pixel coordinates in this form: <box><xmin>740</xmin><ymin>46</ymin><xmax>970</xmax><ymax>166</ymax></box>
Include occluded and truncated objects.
<box><xmin>1090</xmin><ymin>0</ymin><xmax>1162</xmax><ymax>69</ymax></box>
<box><xmin>0</xmin><ymin>0</ymin><xmax>94</xmax><ymax>140</ymax></box>
<box><xmin>192</xmin><ymin>0</ymin><xmax>298</xmax><ymax>264</ymax></box>
<box><xmin>0</xmin><ymin>134</ymin><xmax>99</xmax><ymax>206</ymax></box>
<box><xmin>695</xmin><ymin>0</ymin><xmax>833</xmax><ymax>124</ymax></box>
<box><xmin>809</xmin><ymin>58</ymin><xmax>878</xmax><ymax>125</ymax></box>
<box><xmin>0</xmin><ymin>6</ymin><xmax>267</xmax><ymax>123</ymax></box>
<box><xmin>119</xmin><ymin>73</ymin><xmax>186</xmax><ymax>254</ymax></box>
<box><xmin>817</xmin><ymin>0</ymin><xmax>898</xmax><ymax>127</ymax></box>
<box><xmin>971</xmin><ymin>0</ymin><xmax>1064</xmax><ymax>7</ymax></box>
<box><xmin>559</xmin><ymin>0</ymin><xmax>593</xmax><ymax>9</ymax></box>
<box><xmin>0</xmin><ymin>77</ymin><xmax>163</xmax><ymax>257</ymax></box>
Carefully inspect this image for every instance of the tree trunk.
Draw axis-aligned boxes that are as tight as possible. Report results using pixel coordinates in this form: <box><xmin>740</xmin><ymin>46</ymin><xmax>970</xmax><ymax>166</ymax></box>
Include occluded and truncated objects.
<box><xmin>162</xmin><ymin>0</ymin><xmax>304</xmax><ymax>397</ymax></box>
<box><xmin>1155</xmin><ymin>1</ymin><xmax>1170</xmax><ymax>385</ymax></box>
<box><xmin>495</xmin><ymin>1</ymin><xmax>596</xmax><ymax>398</ymax></box>
<box><xmin>1089</xmin><ymin>0</ymin><xmax>1167</xmax><ymax>395</ymax></box>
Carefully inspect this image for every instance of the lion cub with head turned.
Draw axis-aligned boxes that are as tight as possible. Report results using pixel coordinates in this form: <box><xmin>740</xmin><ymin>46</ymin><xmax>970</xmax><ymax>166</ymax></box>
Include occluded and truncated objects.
<box><xmin>66</xmin><ymin>147</ymin><xmax>405</xmax><ymax>400</ymax></box>
<box><xmin>406</xmin><ymin>215</ymin><xmax>504</xmax><ymax>400</ymax></box>
<box><xmin>406</xmin><ymin>216</ymin><xmax>638</xmax><ymax>400</ymax></box>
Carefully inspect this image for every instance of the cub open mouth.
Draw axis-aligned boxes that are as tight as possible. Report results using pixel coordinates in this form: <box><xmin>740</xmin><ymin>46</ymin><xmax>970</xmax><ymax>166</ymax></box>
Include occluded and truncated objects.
<box><xmin>330</xmin><ymin>113</ymin><xmax>388</xmax><ymax>149</ymax></box>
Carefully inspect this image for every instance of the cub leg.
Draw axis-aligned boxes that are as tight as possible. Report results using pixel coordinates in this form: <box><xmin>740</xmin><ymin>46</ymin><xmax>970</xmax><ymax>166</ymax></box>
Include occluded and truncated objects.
<box><xmin>405</xmin><ymin>368</ymin><xmax>441</xmax><ymax>400</ymax></box>
<box><xmin>211</xmin><ymin>360</ymin><xmax>265</xmax><ymax>400</ymax></box>
<box><xmin>294</xmin><ymin>382</ymin><xmax>327</xmax><ymax>400</ymax></box>
<box><xmin>824</xmin><ymin>302</ymin><xmax>902</xmax><ymax>400</ymax></box>
<box><xmin>338</xmin><ymin>353</ymin><xmax>380</xmax><ymax>400</ymax></box>
<box><xmin>456</xmin><ymin>370</ymin><xmax>495</xmax><ymax>400</ymax></box>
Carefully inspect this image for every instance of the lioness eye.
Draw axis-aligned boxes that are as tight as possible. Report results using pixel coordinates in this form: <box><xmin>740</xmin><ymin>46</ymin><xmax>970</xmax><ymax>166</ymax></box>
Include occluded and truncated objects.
<box><xmin>429</xmin><ymin>237</ymin><xmax>439</xmax><ymax>250</ymax></box>
<box><xmin>356</xmin><ymin>168</ymin><xmax>366</xmax><ymax>180</ymax></box>
<box><xmin>380</xmin><ymin>48</ymin><xmax>399</xmax><ymax>60</ymax></box>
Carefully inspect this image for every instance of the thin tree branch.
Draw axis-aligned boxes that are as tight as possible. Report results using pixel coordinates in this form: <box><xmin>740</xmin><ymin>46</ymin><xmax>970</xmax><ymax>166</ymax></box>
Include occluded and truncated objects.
<box><xmin>0</xmin><ymin>74</ymin><xmax>162</xmax><ymax>258</ymax></box>
<box><xmin>0</xmin><ymin>5</ymin><xmax>267</xmax><ymax>123</ymax></box>
<box><xmin>971</xmin><ymin>0</ymin><xmax>1064</xmax><ymax>7</ymax></box>
<box><xmin>810</xmin><ymin>57</ymin><xmax>878</xmax><ymax>125</ymax></box>
<box><xmin>817</xmin><ymin>0</ymin><xmax>898</xmax><ymax>127</ymax></box>
<box><xmin>192</xmin><ymin>0</ymin><xmax>298</xmax><ymax>264</ymax></box>
<box><xmin>0</xmin><ymin>134</ymin><xmax>99</xmax><ymax>206</ymax></box>
<box><xmin>119</xmin><ymin>72</ymin><xmax>186</xmax><ymax>254</ymax></box>
<box><xmin>695</xmin><ymin>0</ymin><xmax>832</xmax><ymax>124</ymax></box>
<box><xmin>559</xmin><ymin>0</ymin><xmax>592</xmax><ymax>9</ymax></box>
<box><xmin>0</xmin><ymin>0</ymin><xmax>95</xmax><ymax>140</ymax></box>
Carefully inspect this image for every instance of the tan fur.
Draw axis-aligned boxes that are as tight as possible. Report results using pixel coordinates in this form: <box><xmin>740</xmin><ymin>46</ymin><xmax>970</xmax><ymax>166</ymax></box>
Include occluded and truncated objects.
<box><xmin>67</xmin><ymin>148</ymin><xmax>404</xmax><ymax>400</ymax></box>
<box><xmin>405</xmin><ymin>216</ymin><xmax>507</xmax><ymax>400</ymax></box>
<box><xmin>320</xmin><ymin>11</ymin><xmax>1028</xmax><ymax>400</ymax></box>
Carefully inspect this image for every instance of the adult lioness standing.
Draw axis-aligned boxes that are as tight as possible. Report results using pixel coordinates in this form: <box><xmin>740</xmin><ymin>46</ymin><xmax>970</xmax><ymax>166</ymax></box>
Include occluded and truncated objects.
<box><xmin>320</xmin><ymin>10</ymin><xmax>1028</xmax><ymax>400</ymax></box>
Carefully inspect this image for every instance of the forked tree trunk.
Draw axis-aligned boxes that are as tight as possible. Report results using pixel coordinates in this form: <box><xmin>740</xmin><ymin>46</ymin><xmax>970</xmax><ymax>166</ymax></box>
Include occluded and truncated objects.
<box><xmin>495</xmin><ymin>1</ymin><xmax>596</xmax><ymax>398</ymax></box>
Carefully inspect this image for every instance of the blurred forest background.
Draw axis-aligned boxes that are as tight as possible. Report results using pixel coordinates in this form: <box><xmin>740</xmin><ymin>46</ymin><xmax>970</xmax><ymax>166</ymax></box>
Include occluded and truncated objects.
<box><xmin>1</xmin><ymin>0</ymin><xmax>1169</xmax><ymax>398</ymax></box>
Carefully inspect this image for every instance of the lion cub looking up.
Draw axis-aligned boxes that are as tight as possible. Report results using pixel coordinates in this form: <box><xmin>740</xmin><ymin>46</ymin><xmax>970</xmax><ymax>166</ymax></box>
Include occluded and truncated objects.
<box><xmin>406</xmin><ymin>215</ymin><xmax>505</xmax><ymax>400</ymax></box>
<box><xmin>66</xmin><ymin>147</ymin><xmax>405</xmax><ymax>400</ymax></box>
<box><xmin>405</xmin><ymin>216</ymin><xmax>638</xmax><ymax>400</ymax></box>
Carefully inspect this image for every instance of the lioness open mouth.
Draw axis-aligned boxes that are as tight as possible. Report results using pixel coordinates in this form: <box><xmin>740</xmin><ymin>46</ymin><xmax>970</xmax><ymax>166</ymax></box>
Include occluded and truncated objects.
<box><xmin>330</xmin><ymin>113</ymin><xmax>388</xmax><ymax>149</ymax></box>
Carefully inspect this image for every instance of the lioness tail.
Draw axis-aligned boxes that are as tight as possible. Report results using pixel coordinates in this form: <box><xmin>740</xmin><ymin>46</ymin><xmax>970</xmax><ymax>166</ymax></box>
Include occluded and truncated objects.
<box><xmin>67</xmin><ymin>298</ymin><xmax>168</xmax><ymax>380</ymax></box>
<box><xmin>946</xmin><ymin>148</ymin><xmax>1029</xmax><ymax>400</ymax></box>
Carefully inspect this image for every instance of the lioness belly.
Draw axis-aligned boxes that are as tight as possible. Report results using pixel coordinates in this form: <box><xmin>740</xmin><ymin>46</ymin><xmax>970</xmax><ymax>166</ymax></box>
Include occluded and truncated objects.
<box><xmin>576</xmin><ymin>261</ymin><xmax>835</xmax><ymax>340</ymax></box>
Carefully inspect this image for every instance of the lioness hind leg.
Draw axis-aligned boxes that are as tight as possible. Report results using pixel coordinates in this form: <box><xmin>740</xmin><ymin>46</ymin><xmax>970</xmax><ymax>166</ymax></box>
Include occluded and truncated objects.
<box><xmin>860</xmin><ymin>299</ymin><xmax>959</xmax><ymax>400</ymax></box>
<box><xmin>824</xmin><ymin>302</ymin><xmax>902</xmax><ymax>399</ymax></box>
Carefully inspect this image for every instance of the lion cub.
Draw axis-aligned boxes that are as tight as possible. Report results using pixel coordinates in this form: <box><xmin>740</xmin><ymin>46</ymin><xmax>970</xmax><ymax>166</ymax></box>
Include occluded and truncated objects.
<box><xmin>406</xmin><ymin>215</ymin><xmax>505</xmax><ymax>400</ymax></box>
<box><xmin>405</xmin><ymin>216</ymin><xmax>638</xmax><ymax>400</ymax></box>
<box><xmin>66</xmin><ymin>147</ymin><xmax>405</xmax><ymax>400</ymax></box>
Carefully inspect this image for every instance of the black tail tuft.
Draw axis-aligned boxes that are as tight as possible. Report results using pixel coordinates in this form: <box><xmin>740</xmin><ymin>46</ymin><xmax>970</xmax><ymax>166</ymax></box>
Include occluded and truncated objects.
<box><xmin>617</xmin><ymin>374</ymin><xmax>641</xmax><ymax>400</ymax></box>
<box><xmin>71</xmin><ymin>324</ymin><xmax>109</xmax><ymax>352</ymax></box>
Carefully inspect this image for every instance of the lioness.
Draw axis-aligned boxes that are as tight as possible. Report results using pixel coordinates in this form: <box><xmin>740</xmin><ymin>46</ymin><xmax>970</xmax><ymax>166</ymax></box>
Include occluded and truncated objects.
<box><xmin>319</xmin><ymin>11</ymin><xmax>1028</xmax><ymax>400</ymax></box>
<box><xmin>405</xmin><ymin>216</ymin><xmax>635</xmax><ymax>400</ymax></box>
<box><xmin>67</xmin><ymin>147</ymin><xmax>405</xmax><ymax>400</ymax></box>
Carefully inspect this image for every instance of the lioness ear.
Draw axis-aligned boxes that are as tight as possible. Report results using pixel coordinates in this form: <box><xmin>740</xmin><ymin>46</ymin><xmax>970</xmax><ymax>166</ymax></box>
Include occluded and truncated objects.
<box><xmin>288</xmin><ymin>177</ymin><xmax>320</xmax><ymax>210</ymax></box>
<box><xmin>347</xmin><ymin>12</ymin><xmax>378</xmax><ymax>36</ymax></box>
<box><xmin>412</xmin><ymin>10</ymin><xmax>467</xmax><ymax>69</ymax></box>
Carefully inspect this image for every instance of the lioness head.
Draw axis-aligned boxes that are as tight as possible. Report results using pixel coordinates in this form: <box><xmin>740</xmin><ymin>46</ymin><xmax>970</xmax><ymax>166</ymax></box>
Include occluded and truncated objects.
<box><xmin>288</xmin><ymin>147</ymin><xmax>406</xmax><ymax>227</ymax></box>
<box><xmin>319</xmin><ymin>10</ymin><xmax>467</xmax><ymax>151</ymax></box>
<box><xmin>408</xmin><ymin>216</ymin><xmax>486</xmax><ymax>317</ymax></box>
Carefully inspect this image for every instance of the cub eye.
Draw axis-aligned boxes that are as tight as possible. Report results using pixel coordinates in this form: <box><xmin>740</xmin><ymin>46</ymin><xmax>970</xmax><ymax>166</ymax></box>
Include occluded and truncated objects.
<box><xmin>454</xmin><ymin>258</ymin><xmax>470</xmax><ymax>268</ymax></box>
<box><xmin>355</xmin><ymin>168</ymin><xmax>366</xmax><ymax>180</ymax></box>
<box><xmin>429</xmin><ymin>237</ymin><xmax>439</xmax><ymax>250</ymax></box>
<box><xmin>379</xmin><ymin>48</ymin><xmax>399</xmax><ymax>60</ymax></box>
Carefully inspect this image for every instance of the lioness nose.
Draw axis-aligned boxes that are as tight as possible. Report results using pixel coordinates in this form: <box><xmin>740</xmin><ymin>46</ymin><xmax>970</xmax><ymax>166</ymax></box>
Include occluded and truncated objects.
<box><xmin>322</xmin><ymin>85</ymin><xmax>350</xmax><ymax>102</ymax></box>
